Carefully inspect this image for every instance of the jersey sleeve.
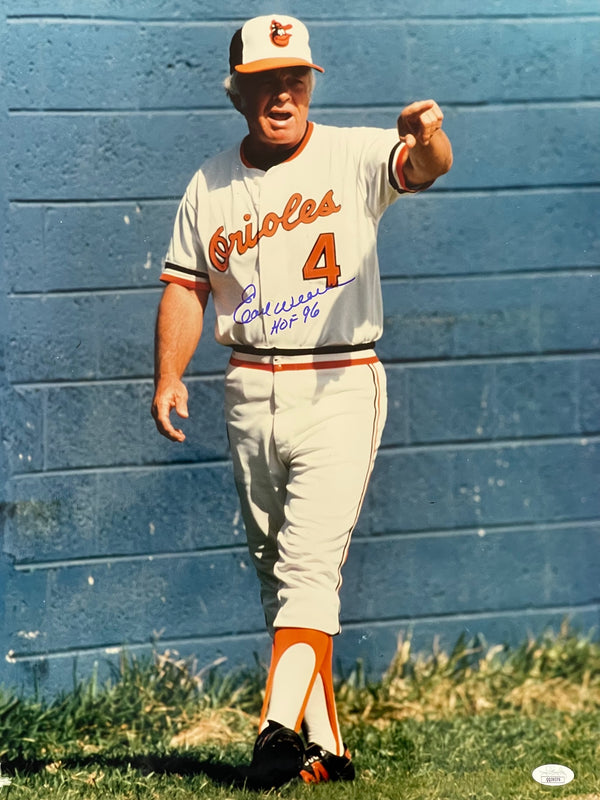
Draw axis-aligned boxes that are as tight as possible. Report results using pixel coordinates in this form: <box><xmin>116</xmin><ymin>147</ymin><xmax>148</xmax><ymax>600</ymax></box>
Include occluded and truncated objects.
<box><xmin>388</xmin><ymin>140</ymin><xmax>435</xmax><ymax>195</ymax></box>
<box><xmin>160</xmin><ymin>177</ymin><xmax>211</xmax><ymax>292</ymax></box>
<box><xmin>355</xmin><ymin>128</ymin><xmax>433</xmax><ymax>219</ymax></box>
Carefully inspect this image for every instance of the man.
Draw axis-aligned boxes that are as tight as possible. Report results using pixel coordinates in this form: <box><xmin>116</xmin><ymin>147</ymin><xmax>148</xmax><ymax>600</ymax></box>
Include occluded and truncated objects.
<box><xmin>152</xmin><ymin>14</ymin><xmax>452</xmax><ymax>789</ymax></box>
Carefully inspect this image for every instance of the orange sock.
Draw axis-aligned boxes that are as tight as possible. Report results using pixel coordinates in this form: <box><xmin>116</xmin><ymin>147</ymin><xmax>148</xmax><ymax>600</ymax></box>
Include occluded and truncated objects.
<box><xmin>259</xmin><ymin>627</ymin><xmax>330</xmax><ymax>733</ymax></box>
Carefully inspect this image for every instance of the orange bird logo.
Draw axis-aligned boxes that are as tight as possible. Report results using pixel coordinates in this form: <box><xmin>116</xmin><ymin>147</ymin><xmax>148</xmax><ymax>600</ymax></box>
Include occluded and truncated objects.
<box><xmin>271</xmin><ymin>20</ymin><xmax>292</xmax><ymax>47</ymax></box>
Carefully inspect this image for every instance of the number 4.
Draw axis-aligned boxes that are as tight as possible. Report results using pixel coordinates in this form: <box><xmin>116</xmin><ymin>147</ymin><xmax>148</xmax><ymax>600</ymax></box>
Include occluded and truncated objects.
<box><xmin>302</xmin><ymin>232</ymin><xmax>341</xmax><ymax>288</ymax></box>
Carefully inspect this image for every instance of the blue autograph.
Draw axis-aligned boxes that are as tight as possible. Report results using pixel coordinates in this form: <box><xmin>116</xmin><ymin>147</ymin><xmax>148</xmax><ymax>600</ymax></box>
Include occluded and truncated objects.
<box><xmin>233</xmin><ymin>277</ymin><xmax>355</xmax><ymax>325</ymax></box>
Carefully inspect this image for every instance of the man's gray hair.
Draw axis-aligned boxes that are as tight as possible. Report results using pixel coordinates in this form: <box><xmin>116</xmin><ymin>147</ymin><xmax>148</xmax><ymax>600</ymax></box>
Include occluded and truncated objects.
<box><xmin>224</xmin><ymin>69</ymin><xmax>316</xmax><ymax>112</ymax></box>
<box><xmin>223</xmin><ymin>72</ymin><xmax>244</xmax><ymax>107</ymax></box>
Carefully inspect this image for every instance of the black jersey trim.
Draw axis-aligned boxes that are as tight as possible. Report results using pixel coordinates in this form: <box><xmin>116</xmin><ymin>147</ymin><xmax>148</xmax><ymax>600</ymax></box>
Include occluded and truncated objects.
<box><xmin>388</xmin><ymin>141</ymin><xmax>405</xmax><ymax>194</ymax></box>
<box><xmin>164</xmin><ymin>261</ymin><xmax>209</xmax><ymax>279</ymax></box>
<box><xmin>387</xmin><ymin>142</ymin><xmax>435</xmax><ymax>194</ymax></box>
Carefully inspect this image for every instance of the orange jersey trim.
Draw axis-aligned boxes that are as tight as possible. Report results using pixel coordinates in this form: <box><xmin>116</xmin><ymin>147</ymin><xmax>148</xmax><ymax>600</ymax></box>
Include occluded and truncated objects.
<box><xmin>240</xmin><ymin>121</ymin><xmax>314</xmax><ymax>169</ymax></box>
<box><xmin>160</xmin><ymin>274</ymin><xmax>211</xmax><ymax>293</ymax></box>
<box><xmin>392</xmin><ymin>141</ymin><xmax>434</xmax><ymax>194</ymax></box>
<box><xmin>229</xmin><ymin>354</ymin><xmax>379</xmax><ymax>372</ymax></box>
<box><xmin>394</xmin><ymin>143</ymin><xmax>412</xmax><ymax>192</ymax></box>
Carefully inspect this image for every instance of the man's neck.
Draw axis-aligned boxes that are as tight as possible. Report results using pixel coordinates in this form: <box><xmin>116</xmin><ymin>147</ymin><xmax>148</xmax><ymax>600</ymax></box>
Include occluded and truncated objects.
<box><xmin>243</xmin><ymin>123</ymin><xmax>310</xmax><ymax>171</ymax></box>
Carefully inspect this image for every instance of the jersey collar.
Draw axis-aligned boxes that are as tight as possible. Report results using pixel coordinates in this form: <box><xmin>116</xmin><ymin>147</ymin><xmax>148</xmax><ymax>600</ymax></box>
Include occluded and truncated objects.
<box><xmin>240</xmin><ymin>121</ymin><xmax>314</xmax><ymax>170</ymax></box>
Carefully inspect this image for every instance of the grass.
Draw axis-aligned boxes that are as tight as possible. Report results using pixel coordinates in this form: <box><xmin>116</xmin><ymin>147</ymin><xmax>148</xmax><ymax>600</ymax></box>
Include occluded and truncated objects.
<box><xmin>0</xmin><ymin>621</ymin><xmax>599</xmax><ymax>799</ymax></box>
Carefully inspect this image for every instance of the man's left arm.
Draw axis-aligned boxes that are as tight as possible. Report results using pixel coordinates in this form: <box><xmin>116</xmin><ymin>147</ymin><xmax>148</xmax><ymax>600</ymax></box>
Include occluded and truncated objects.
<box><xmin>397</xmin><ymin>99</ymin><xmax>453</xmax><ymax>187</ymax></box>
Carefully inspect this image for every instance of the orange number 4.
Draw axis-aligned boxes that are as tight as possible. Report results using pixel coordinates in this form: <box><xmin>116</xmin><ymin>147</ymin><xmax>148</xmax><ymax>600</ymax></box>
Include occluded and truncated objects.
<box><xmin>302</xmin><ymin>232</ymin><xmax>341</xmax><ymax>288</ymax></box>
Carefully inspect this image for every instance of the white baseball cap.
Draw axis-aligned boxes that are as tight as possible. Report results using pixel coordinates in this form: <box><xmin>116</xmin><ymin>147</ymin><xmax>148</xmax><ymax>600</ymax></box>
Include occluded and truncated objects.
<box><xmin>229</xmin><ymin>15</ymin><xmax>324</xmax><ymax>74</ymax></box>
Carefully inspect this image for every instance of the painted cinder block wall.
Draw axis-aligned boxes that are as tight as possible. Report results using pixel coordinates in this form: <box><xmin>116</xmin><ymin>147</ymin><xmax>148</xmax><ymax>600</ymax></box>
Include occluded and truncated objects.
<box><xmin>1</xmin><ymin>1</ymin><xmax>599</xmax><ymax>695</ymax></box>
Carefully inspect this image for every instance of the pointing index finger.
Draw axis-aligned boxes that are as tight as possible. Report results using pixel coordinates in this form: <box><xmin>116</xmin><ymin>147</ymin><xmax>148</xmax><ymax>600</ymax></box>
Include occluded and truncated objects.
<box><xmin>403</xmin><ymin>99</ymin><xmax>436</xmax><ymax>117</ymax></box>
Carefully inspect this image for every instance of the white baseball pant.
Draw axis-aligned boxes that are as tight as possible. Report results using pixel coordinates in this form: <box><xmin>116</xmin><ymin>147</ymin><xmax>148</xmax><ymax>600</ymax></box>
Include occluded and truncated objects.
<box><xmin>224</xmin><ymin>348</ymin><xmax>387</xmax><ymax>635</ymax></box>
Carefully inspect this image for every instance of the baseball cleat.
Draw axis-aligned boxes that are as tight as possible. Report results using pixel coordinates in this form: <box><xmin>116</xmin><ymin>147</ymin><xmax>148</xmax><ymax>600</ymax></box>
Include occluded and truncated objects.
<box><xmin>240</xmin><ymin>720</ymin><xmax>305</xmax><ymax>789</ymax></box>
<box><xmin>299</xmin><ymin>742</ymin><xmax>356</xmax><ymax>783</ymax></box>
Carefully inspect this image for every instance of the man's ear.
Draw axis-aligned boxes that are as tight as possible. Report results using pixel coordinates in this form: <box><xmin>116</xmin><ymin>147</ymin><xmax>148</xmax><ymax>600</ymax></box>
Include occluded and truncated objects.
<box><xmin>223</xmin><ymin>74</ymin><xmax>246</xmax><ymax>114</ymax></box>
<box><xmin>231</xmin><ymin>94</ymin><xmax>245</xmax><ymax>114</ymax></box>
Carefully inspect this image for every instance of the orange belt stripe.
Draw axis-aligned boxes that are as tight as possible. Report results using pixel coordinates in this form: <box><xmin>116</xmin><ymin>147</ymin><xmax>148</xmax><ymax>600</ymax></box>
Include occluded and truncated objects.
<box><xmin>229</xmin><ymin>355</ymin><xmax>379</xmax><ymax>372</ymax></box>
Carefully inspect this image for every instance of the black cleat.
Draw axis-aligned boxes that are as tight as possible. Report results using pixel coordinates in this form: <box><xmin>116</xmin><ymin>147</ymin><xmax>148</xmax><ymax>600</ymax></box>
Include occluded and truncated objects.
<box><xmin>240</xmin><ymin>720</ymin><xmax>305</xmax><ymax>789</ymax></box>
<box><xmin>299</xmin><ymin>742</ymin><xmax>356</xmax><ymax>783</ymax></box>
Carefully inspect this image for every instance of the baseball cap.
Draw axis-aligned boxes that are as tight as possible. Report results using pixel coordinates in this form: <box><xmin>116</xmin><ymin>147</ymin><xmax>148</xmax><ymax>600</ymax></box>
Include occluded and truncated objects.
<box><xmin>229</xmin><ymin>15</ymin><xmax>324</xmax><ymax>74</ymax></box>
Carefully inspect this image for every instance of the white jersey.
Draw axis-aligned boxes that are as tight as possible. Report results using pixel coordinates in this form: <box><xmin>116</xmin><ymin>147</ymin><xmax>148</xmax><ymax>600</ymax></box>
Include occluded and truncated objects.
<box><xmin>162</xmin><ymin>122</ymin><xmax>420</xmax><ymax>350</ymax></box>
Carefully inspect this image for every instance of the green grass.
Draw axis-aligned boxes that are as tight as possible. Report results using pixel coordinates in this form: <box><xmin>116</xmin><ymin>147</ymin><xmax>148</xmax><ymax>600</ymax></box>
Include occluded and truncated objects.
<box><xmin>1</xmin><ymin>623</ymin><xmax>599</xmax><ymax>799</ymax></box>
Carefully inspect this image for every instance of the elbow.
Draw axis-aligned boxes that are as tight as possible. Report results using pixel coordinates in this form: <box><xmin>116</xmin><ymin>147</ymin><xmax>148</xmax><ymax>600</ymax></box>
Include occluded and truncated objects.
<box><xmin>424</xmin><ymin>150</ymin><xmax>453</xmax><ymax>184</ymax></box>
<box><xmin>441</xmin><ymin>153</ymin><xmax>453</xmax><ymax>176</ymax></box>
<box><xmin>431</xmin><ymin>130</ymin><xmax>453</xmax><ymax>177</ymax></box>
<box><xmin>439</xmin><ymin>141</ymin><xmax>453</xmax><ymax>176</ymax></box>
<box><xmin>445</xmin><ymin>146</ymin><xmax>454</xmax><ymax>174</ymax></box>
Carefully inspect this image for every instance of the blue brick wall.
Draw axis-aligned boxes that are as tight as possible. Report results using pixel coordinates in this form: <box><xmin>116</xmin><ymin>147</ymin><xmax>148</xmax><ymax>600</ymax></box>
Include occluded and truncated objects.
<box><xmin>1</xmin><ymin>2</ymin><xmax>599</xmax><ymax>695</ymax></box>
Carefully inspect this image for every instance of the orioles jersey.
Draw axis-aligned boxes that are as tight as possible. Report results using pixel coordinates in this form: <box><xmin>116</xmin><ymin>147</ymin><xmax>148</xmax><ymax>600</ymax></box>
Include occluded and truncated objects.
<box><xmin>161</xmin><ymin>122</ymin><xmax>421</xmax><ymax>350</ymax></box>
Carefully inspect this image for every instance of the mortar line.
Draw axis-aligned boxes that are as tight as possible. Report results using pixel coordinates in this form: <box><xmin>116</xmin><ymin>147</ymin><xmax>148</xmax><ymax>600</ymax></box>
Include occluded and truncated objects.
<box><xmin>7</xmin><ymin>601</ymin><xmax>598</xmax><ymax>663</ymax></box>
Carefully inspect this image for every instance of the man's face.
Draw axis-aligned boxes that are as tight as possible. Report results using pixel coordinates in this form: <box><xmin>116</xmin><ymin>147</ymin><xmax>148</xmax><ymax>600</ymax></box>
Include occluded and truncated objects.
<box><xmin>238</xmin><ymin>67</ymin><xmax>313</xmax><ymax>152</ymax></box>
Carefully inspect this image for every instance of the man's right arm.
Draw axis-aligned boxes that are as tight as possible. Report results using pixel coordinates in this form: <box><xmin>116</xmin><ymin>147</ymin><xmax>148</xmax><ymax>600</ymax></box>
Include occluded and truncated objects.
<box><xmin>151</xmin><ymin>282</ymin><xmax>209</xmax><ymax>442</ymax></box>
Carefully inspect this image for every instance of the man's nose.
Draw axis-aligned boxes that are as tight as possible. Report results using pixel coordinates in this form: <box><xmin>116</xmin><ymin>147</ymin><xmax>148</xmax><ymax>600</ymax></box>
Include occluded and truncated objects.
<box><xmin>273</xmin><ymin>80</ymin><xmax>291</xmax><ymax>99</ymax></box>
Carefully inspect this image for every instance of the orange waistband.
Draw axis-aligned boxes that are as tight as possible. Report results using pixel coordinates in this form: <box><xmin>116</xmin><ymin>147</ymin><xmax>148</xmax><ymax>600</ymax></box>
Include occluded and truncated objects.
<box><xmin>229</xmin><ymin>353</ymin><xmax>379</xmax><ymax>372</ymax></box>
